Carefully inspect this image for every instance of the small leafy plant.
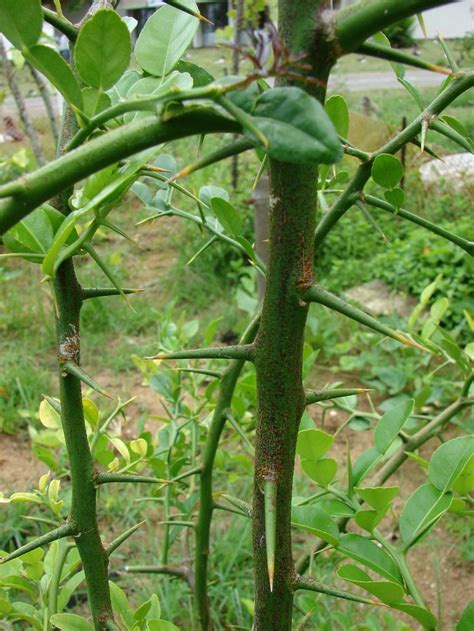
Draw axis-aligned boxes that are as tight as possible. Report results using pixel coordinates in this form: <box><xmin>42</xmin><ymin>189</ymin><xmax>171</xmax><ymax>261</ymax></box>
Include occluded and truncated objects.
<box><xmin>0</xmin><ymin>0</ymin><xmax>473</xmax><ymax>630</ymax></box>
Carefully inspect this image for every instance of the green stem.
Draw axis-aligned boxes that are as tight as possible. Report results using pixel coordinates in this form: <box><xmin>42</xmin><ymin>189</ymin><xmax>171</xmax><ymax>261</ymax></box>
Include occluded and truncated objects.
<box><xmin>357</xmin><ymin>42</ymin><xmax>451</xmax><ymax>75</ymax></box>
<box><xmin>364</xmin><ymin>195</ymin><xmax>474</xmax><ymax>256</ymax></box>
<box><xmin>47</xmin><ymin>541</ymin><xmax>72</xmax><ymax>621</ymax></box>
<box><xmin>293</xmin><ymin>575</ymin><xmax>387</xmax><ymax>607</ymax></box>
<box><xmin>42</xmin><ymin>8</ymin><xmax>78</xmax><ymax>41</ymax></box>
<box><xmin>0</xmin><ymin>524</ymin><xmax>72</xmax><ymax>564</ymax></box>
<box><xmin>0</xmin><ymin>109</ymin><xmax>239</xmax><ymax>234</ymax></box>
<box><xmin>194</xmin><ymin>315</ymin><xmax>259</xmax><ymax>630</ymax></box>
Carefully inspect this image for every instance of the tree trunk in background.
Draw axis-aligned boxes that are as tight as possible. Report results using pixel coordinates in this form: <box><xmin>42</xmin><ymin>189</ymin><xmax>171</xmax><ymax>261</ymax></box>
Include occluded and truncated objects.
<box><xmin>0</xmin><ymin>38</ymin><xmax>45</xmax><ymax>166</ymax></box>
<box><xmin>28</xmin><ymin>63</ymin><xmax>60</xmax><ymax>148</ymax></box>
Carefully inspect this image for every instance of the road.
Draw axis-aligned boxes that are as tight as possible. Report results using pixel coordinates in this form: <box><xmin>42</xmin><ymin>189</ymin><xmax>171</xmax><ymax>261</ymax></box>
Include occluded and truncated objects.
<box><xmin>1</xmin><ymin>70</ymin><xmax>444</xmax><ymax>119</ymax></box>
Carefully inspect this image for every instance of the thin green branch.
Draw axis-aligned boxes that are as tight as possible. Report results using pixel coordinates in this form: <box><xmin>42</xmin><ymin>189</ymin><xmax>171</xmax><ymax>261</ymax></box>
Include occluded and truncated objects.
<box><xmin>357</xmin><ymin>42</ymin><xmax>451</xmax><ymax>75</ymax></box>
<box><xmin>172</xmin><ymin>139</ymin><xmax>254</xmax><ymax>180</ymax></box>
<box><xmin>194</xmin><ymin>315</ymin><xmax>260</xmax><ymax>629</ymax></box>
<box><xmin>303</xmin><ymin>285</ymin><xmax>424</xmax><ymax>349</ymax></box>
<box><xmin>314</xmin><ymin>71</ymin><xmax>474</xmax><ymax>248</ymax></box>
<box><xmin>124</xmin><ymin>564</ymin><xmax>194</xmax><ymax>587</ymax></box>
<box><xmin>364</xmin><ymin>195</ymin><xmax>474</xmax><ymax>256</ymax></box>
<box><xmin>335</xmin><ymin>0</ymin><xmax>457</xmax><ymax>53</ymax></box>
<box><xmin>95</xmin><ymin>473</ymin><xmax>171</xmax><ymax>485</ymax></box>
<box><xmin>42</xmin><ymin>8</ymin><xmax>79</xmax><ymax>41</ymax></box>
<box><xmin>0</xmin><ymin>109</ymin><xmax>239</xmax><ymax>235</ymax></box>
<box><xmin>0</xmin><ymin>524</ymin><xmax>73</xmax><ymax>564</ymax></box>
<box><xmin>149</xmin><ymin>344</ymin><xmax>255</xmax><ymax>362</ymax></box>
<box><xmin>293</xmin><ymin>575</ymin><xmax>387</xmax><ymax>607</ymax></box>
<box><xmin>305</xmin><ymin>388</ymin><xmax>371</xmax><ymax>405</ymax></box>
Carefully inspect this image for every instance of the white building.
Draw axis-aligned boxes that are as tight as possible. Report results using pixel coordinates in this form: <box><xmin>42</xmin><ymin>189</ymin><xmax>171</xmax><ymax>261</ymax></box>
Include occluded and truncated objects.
<box><xmin>332</xmin><ymin>0</ymin><xmax>473</xmax><ymax>38</ymax></box>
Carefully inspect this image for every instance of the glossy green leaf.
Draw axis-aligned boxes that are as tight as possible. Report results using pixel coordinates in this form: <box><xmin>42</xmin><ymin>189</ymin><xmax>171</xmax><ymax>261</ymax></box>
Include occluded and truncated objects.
<box><xmin>82</xmin><ymin>88</ymin><xmax>112</xmax><ymax>118</ymax></box>
<box><xmin>392</xmin><ymin>603</ymin><xmax>437</xmax><ymax>630</ymax></box>
<box><xmin>124</xmin><ymin>71</ymin><xmax>193</xmax><ymax>122</ymax></box>
<box><xmin>75</xmin><ymin>10</ymin><xmax>131</xmax><ymax>90</ymax></box>
<box><xmin>248</xmin><ymin>87</ymin><xmax>342</xmax><ymax>165</ymax></box>
<box><xmin>49</xmin><ymin>614</ymin><xmax>94</xmax><ymax>631</ymax></box>
<box><xmin>110</xmin><ymin>581</ymin><xmax>134</xmax><ymax>628</ymax></box>
<box><xmin>0</xmin><ymin>0</ymin><xmax>42</xmax><ymax>49</ymax></box>
<box><xmin>354</xmin><ymin>507</ymin><xmax>387</xmax><ymax>532</ymax></box>
<box><xmin>429</xmin><ymin>435</ymin><xmax>474</xmax><ymax>492</ymax></box>
<box><xmin>135</xmin><ymin>1</ymin><xmax>199</xmax><ymax>77</ymax></box>
<box><xmin>301</xmin><ymin>458</ymin><xmax>337</xmax><ymax>487</ymax></box>
<box><xmin>355</xmin><ymin>486</ymin><xmax>400</xmax><ymax>511</ymax></box>
<box><xmin>199</xmin><ymin>185</ymin><xmax>229</xmax><ymax>207</ymax></box>
<box><xmin>291</xmin><ymin>505</ymin><xmax>339</xmax><ymax>545</ymax></box>
<box><xmin>353</xmin><ymin>447</ymin><xmax>380</xmax><ymax>485</ymax></box>
<box><xmin>337</xmin><ymin>564</ymin><xmax>405</xmax><ymax>604</ymax></box>
<box><xmin>400</xmin><ymin>483</ymin><xmax>453</xmax><ymax>547</ymax></box>
<box><xmin>441</xmin><ymin>115</ymin><xmax>470</xmax><ymax>140</ymax></box>
<box><xmin>325</xmin><ymin>94</ymin><xmax>349</xmax><ymax>138</ymax></box>
<box><xmin>384</xmin><ymin>187</ymin><xmax>404</xmax><ymax>210</ymax></box>
<box><xmin>374</xmin><ymin>399</ymin><xmax>414</xmax><ymax>454</ymax></box>
<box><xmin>175</xmin><ymin>60</ymin><xmax>214</xmax><ymax>86</ymax></box>
<box><xmin>337</xmin><ymin>533</ymin><xmax>402</xmax><ymax>584</ymax></box>
<box><xmin>210</xmin><ymin>198</ymin><xmax>242</xmax><ymax>236</ymax></box>
<box><xmin>371</xmin><ymin>154</ymin><xmax>404</xmax><ymax>189</ymax></box>
<box><xmin>315</xmin><ymin>499</ymin><xmax>355</xmax><ymax>518</ymax></box>
<box><xmin>296</xmin><ymin>428</ymin><xmax>334</xmax><ymax>461</ymax></box>
<box><xmin>457</xmin><ymin>600</ymin><xmax>474</xmax><ymax>631</ymax></box>
<box><xmin>3</xmin><ymin>207</ymin><xmax>54</xmax><ymax>256</ymax></box>
<box><xmin>24</xmin><ymin>45</ymin><xmax>83</xmax><ymax>111</ymax></box>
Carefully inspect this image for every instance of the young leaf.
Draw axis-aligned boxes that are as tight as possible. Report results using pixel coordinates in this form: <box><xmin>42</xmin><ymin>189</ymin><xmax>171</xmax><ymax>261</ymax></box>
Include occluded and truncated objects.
<box><xmin>428</xmin><ymin>435</ymin><xmax>474</xmax><ymax>492</ymax></box>
<box><xmin>457</xmin><ymin>600</ymin><xmax>474</xmax><ymax>631</ymax></box>
<box><xmin>301</xmin><ymin>458</ymin><xmax>337</xmax><ymax>487</ymax></box>
<box><xmin>210</xmin><ymin>198</ymin><xmax>242</xmax><ymax>236</ymax></box>
<box><xmin>175</xmin><ymin>60</ymin><xmax>214</xmax><ymax>87</ymax></box>
<box><xmin>384</xmin><ymin>187</ymin><xmax>404</xmax><ymax>210</ymax></box>
<box><xmin>247</xmin><ymin>87</ymin><xmax>342</xmax><ymax>165</ymax></box>
<box><xmin>353</xmin><ymin>447</ymin><xmax>380</xmax><ymax>485</ymax></box>
<box><xmin>0</xmin><ymin>0</ymin><xmax>42</xmax><ymax>49</ymax></box>
<box><xmin>49</xmin><ymin>614</ymin><xmax>94</xmax><ymax>631</ymax></box>
<box><xmin>371</xmin><ymin>154</ymin><xmax>404</xmax><ymax>189</ymax></box>
<box><xmin>75</xmin><ymin>10</ymin><xmax>131</xmax><ymax>90</ymax></box>
<box><xmin>374</xmin><ymin>399</ymin><xmax>414</xmax><ymax>454</ymax></box>
<box><xmin>337</xmin><ymin>533</ymin><xmax>403</xmax><ymax>584</ymax></box>
<box><xmin>391</xmin><ymin>603</ymin><xmax>437</xmax><ymax>630</ymax></box>
<box><xmin>296</xmin><ymin>428</ymin><xmax>334</xmax><ymax>461</ymax></box>
<box><xmin>337</xmin><ymin>564</ymin><xmax>405</xmax><ymax>605</ymax></box>
<box><xmin>24</xmin><ymin>45</ymin><xmax>83</xmax><ymax>111</ymax></box>
<box><xmin>135</xmin><ymin>1</ymin><xmax>199</xmax><ymax>77</ymax></box>
<box><xmin>400</xmin><ymin>483</ymin><xmax>453</xmax><ymax>548</ymax></box>
<box><xmin>354</xmin><ymin>486</ymin><xmax>399</xmax><ymax>511</ymax></box>
<box><xmin>291</xmin><ymin>505</ymin><xmax>339</xmax><ymax>546</ymax></box>
<box><xmin>325</xmin><ymin>94</ymin><xmax>349</xmax><ymax>138</ymax></box>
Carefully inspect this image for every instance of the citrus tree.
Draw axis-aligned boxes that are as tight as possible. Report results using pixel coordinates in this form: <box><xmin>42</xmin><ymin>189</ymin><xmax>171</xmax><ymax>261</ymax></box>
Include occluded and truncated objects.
<box><xmin>0</xmin><ymin>0</ymin><xmax>473</xmax><ymax>630</ymax></box>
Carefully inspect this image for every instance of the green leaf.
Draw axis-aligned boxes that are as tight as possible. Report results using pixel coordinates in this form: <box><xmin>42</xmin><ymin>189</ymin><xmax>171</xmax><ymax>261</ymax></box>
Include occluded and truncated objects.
<box><xmin>452</xmin><ymin>454</ymin><xmax>474</xmax><ymax>496</ymax></box>
<box><xmin>75</xmin><ymin>10</ymin><xmax>131</xmax><ymax>90</ymax></box>
<box><xmin>248</xmin><ymin>87</ymin><xmax>342</xmax><ymax>165</ymax></box>
<box><xmin>0</xmin><ymin>0</ymin><xmax>42</xmax><ymax>49</ymax></box>
<box><xmin>110</xmin><ymin>581</ymin><xmax>134</xmax><ymax>628</ymax></box>
<box><xmin>315</xmin><ymin>499</ymin><xmax>355</xmax><ymax>518</ymax></box>
<box><xmin>39</xmin><ymin>399</ymin><xmax>61</xmax><ymax>429</ymax></box>
<box><xmin>429</xmin><ymin>435</ymin><xmax>474</xmax><ymax>492</ymax></box>
<box><xmin>354</xmin><ymin>508</ymin><xmax>387</xmax><ymax>532</ymax></box>
<box><xmin>124</xmin><ymin>71</ymin><xmax>193</xmax><ymax>122</ymax></box>
<box><xmin>371</xmin><ymin>154</ymin><xmax>404</xmax><ymax>189</ymax></box>
<box><xmin>291</xmin><ymin>505</ymin><xmax>339</xmax><ymax>545</ymax></box>
<box><xmin>82</xmin><ymin>88</ymin><xmax>112</xmax><ymax>118</ymax></box>
<box><xmin>24</xmin><ymin>45</ymin><xmax>83</xmax><ymax>111</ymax></box>
<box><xmin>135</xmin><ymin>1</ymin><xmax>199</xmax><ymax>77</ymax></box>
<box><xmin>400</xmin><ymin>483</ymin><xmax>453</xmax><ymax>547</ymax></box>
<box><xmin>199</xmin><ymin>185</ymin><xmax>228</xmax><ymax>207</ymax></box>
<box><xmin>353</xmin><ymin>447</ymin><xmax>380</xmax><ymax>485</ymax></box>
<box><xmin>49</xmin><ymin>614</ymin><xmax>94</xmax><ymax>631</ymax></box>
<box><xmin>301</xmin><ymin>458</ymin><xmax>337</xmax><ymax>487</ymax></box>
<box><xmin>146</xmin><ymin>621</ymin><xmax>180</xmax><ymax>631</ymax></box>
<box><xmin>355</xmin><ymin>486</ymin><xmax>399</xmax><ymax>510</ymax></box>
<box><xmin>325</xmin><ymin>95</ymin><xmax>349</xmax><ymax>138</ymax></box>
<box><xmin>296</xmin><ymin>428</ymin><xmax>334</xmax><ymax>461</ymax></box>
<box><xmin>337</xmin><ymin>533</ymin><xmax>402</xmax><ymax>584</ymax></box>
<box><xmin>384</xmin><ymin>187</ymin><xmax>404</xmax><ymax>210</ymax></box>
<box><xmin>3</xmin><ymin>207</ymin><xmax>54</xmax><ymax>257</ymax></box>
<box><xmin>210</xmin><ymin>197</ymin><xmax>242</xmax><ymax>236</ymax></box>
<box><xmin>374</xmin><ymin>399</ymin><xmax>414</xmax><ymax>454</ymax></box>
<box><xmin>337</xmin><ymin>564</ymin><xmax>405</xmax><ymax>604</ymax></box>
<box><xmin>175</xmin><ymin>60</ymin><xmax>214</xmax><ymax>86</ymax></box>
<box><xmin>457</xmin><ymin>600</ymin><xmax>474</xmax><ymax>631</ymax></box>
<box><xmin>392</xmin><ymin>603</ymin><xmax>437</xmax><ymax>630</ymax></box>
